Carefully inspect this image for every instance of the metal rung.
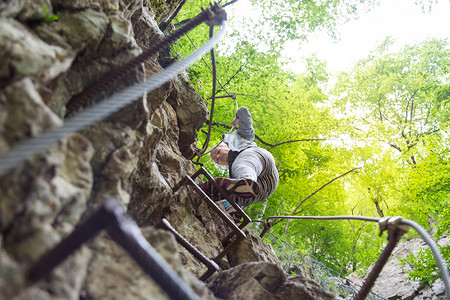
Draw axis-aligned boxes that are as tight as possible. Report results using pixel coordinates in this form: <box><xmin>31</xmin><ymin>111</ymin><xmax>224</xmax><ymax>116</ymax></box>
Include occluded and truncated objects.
<box><xmin>158</xmin><ymin>218</ymin><xmax>220</xmax><ymax>281</ymax></box>
<box><xmin>172</xmin><ymin>164</ymin><xmax>252</xmax><ymax>267</ymax></box>
<box><xmin>26</xmin><ymin>198</ymin><xmax>199</xmax><ymax>300</ymax></box>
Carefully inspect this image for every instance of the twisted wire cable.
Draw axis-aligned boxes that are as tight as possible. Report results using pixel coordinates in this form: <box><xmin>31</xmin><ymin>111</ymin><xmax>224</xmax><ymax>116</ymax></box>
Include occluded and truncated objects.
<box><xmin>175</xmin><ymin>16</ymin><xmax>239</xmax><ymax>160</ymax></box>
<box><xmin>259</xmin><ymin>214</ymin><xmax>449</xmax><ymax>298</ymax></box>
<box><xmin>401</xmin><ymin>219</ymin><xmax>449</xmax><ymax>299</ymax></box>
<box><xmin>200</xmin><ymin>25</ymin><xmax>218</xmax><ymax>154</ymax></box>
<box><xmin>65</xmin><ymin>9</ymin><xmax>214</xmax><ymax>115</ymax></box>
<box><xmin>264</xmin><ymin>215</ymin><xmax>380</xmax><ymax>222</ymax></box>
<box><xmin>0</xmin><ymin>23</ymin><xmax>227</xmax><ymax>177</ymax></box>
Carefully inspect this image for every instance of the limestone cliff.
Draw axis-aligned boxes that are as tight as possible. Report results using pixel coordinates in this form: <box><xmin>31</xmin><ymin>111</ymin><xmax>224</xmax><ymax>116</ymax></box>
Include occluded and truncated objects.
<box><xmin>0</xmin><ymin>1</ymin><xmax>335</xmax><ymax>299</ymax></box>
<box><xmin>347</xmin><ymin>236</ymin><xmax>449</xmax><ymax>300</ymax></box>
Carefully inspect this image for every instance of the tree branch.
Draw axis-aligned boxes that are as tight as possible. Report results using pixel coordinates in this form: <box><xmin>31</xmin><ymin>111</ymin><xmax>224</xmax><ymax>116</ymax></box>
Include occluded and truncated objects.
<box><xmin>408</xmin><ymin>90</ymin><xmax>418</xmax><ymax>123</ymax></box>
<box><xmin>256</xmin><ymin>136</ymin><xmax>327</xmax><ymax>148</ymax></box>
<box><xmin>209</xmin><ymin>121</ymin><xmax>327</xmax><ymax>148</ymax></box>
<box><xmin>387</xmin><ymin>142</ymin><xmax>402</xmax><ymax>153</ymax></box>
<box><xmin>215</xmin><ymin>65</ymin><xmax>244</xmax><ymax>95</ymax></box>
<box><xmin>283</xmin><ymin>167</ymin><xmax>361</xmax><ymax>236</ymax></box>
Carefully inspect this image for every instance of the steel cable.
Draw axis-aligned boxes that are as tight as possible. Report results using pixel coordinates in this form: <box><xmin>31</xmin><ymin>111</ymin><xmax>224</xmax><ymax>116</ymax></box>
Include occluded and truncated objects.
<box><xmin>264</xmin><ymin>215</ymin><xmax>381</xmax><ymax>223</ymax></box>
<box><xmin>258</xmin><ymin>214</ymin><xmax>449</xmax><ymax>299</ymax></box>
<box><xmin>175</xmin><ymin>17</ymin><xmax>239</xmax><ymax>159</ymax></box>
<box><xmin>401</xmin><ymin>219</ymin><xmax>450</xmax><ymax>299</ymax></box>
<box><xmin>0</xmin><ymin>23</ymin><xmax>227</xmax><ymax>177</ymax></box>
<box><xmin>200</xmin><ymin>25</ymin><xmax>218</xmax><ymax>154</ymax></box>
<box><xmin>65</xmin><ymin>8</ymin><xmax>216</xmax><ymax>116</ymax></box>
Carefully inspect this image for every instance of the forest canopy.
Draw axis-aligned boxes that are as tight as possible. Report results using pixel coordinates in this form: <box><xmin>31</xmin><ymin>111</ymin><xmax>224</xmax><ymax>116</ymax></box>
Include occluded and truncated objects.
<box><xmin>170</xmin><ymin>0</ymin><xmax>449</xmax><ymax>279</ymax></box>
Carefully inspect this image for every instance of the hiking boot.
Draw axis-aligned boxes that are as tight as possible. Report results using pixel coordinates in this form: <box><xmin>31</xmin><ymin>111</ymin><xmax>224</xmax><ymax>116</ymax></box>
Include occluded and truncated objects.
<box><xmin>200</xmin><ymin>181</ymin><xmax>222</xmax><ymax>201</ymax></box>
<box><xmin>215</xmin><ymin>177</ymin><xmax>259</xmax><ymax>198</ymax></box>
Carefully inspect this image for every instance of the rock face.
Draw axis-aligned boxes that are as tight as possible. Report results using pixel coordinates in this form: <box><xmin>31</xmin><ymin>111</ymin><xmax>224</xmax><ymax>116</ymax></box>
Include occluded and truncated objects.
<box><xmin>347</xmin><ymin>236</ymin><xmax>449</xmax><ymax>300</ymax></box>
<box><xmin>208</xmin><ymin>262</ymin><xmax>336</xmax><ymax>300</ymax></box>
<box><xmin>0</xmin><ymin>1</ymin><xmax>335</xmax><ymax>299</ymax></box>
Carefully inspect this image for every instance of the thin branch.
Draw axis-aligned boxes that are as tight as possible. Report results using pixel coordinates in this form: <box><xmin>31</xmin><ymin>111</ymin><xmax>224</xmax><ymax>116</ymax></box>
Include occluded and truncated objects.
<box><xmin>377</xmin><ymin>93</ymin><xmax>383</xmax><ymax>121</ymax></box>
<box><xmin>215</xmin><ymin>65</ymin><xmax>244</xmax><ymax>95</ymax></box>
<box><xmin>256</xmin><ymin>136</ymin><xmax>327</xmax><ymax>148</ymax></box>
<box><xmin>387</xmin><ymin>142</ymin><xmax>402</xmax><ymax>153</ymax></box>
<box><xmin>283</xmin><ymin>167</ymin><xmax>361</xmax><ymax>236</ymax></box>
<box><xmin>159</xmin><ymin>0</ymin><xmax>187</xmax><ymax>32</ymax></box>
<box><xmin>405</xmin><ymin>95</ymin><xmax>411</xmax><ymax>124</ymax></box>
<box><xmin>408</xmin><ymin>90</ymin><xmax>418</xmax><ymax>123</ymax></box>
<box><xmin>209</xmin><ymin>121</ymin><xmax>327</xmax><ymax>148</ymax></box>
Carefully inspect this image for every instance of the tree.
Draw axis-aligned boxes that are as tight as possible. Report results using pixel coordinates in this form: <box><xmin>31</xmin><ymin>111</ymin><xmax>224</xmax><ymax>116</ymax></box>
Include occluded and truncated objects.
<box><xmin>333</xmin><ymin>38</ymin><xmax>450</xmax><ymax>165</ymax></box>
<box><xmin>171</xmin><ymin>0</ymin><xmax>449</xmax><ymax>280</ymax></box>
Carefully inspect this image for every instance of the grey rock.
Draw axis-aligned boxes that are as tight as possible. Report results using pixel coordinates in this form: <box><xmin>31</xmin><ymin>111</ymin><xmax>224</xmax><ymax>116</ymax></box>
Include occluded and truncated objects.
<box><xmin>0</xmin><ymin>0</ymin><xmax>23</xmax><ymax>18</ymax></box>
<box><xmin>227</xmin><ymin>229</ymin><xmax>280</xmax><ymax>267</ymax></box>
<box><xmin>1</xmin><ymin>78</ymin><xmax>62</xmax><ymax>145</ymax></box>
<box><xmin>35</xmin><ymin>9</ymin><xmax>109</xmax><ymax>53</ymax></box>
<box><xmin>167</xmin><ymin>72</ymin><xmax>208</xmax><ymax>159</ymax></box>
<box><xmin>0</xmin><ymin>133</ymin><xmax>93</xmax><ymax>261</ymax></box>
<box><xmin>0</xmin><ymin>241</ymin><xmax>25</xmax><ymax>299</ymax></box>
<box><xmin>98</xmin><ymin>14</ymin><xmax>134</xmax><ymax>56</ymax></box>
<box><xmin>17</xmin><ymin>0</ymin><xmax>52</xmax><ymax>21</ymax></box>
<box><xmin>208</xmin><ymin>262</ymin><xmax>336</xmax><ymax>300</ymax></box>
<box><xmin>84</xmin><ymin>228</ymin><xmax>217</xmax><ymax>300</ymax></box>
<box><xmin>348</xmin><ymin>237</ymin><xmax>449</xmax><ymax>300</ymax></box>
<box><xmin>52</xmin><ymin>0</ymin><xmax>93</xmax><ymax>9</ymax></box>
<box><xmin>0</xmin><ymin>19</ymin><xmax>74</xmax><ymax>86</ymax></box>
<box><xmin>0</xmin><ymin>0</ymin><xmax>53</xmax><ymax>20</ymax></box>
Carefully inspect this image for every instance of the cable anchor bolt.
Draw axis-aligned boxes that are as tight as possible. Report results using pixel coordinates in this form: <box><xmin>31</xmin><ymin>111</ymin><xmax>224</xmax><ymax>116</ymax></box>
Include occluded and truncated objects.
<box><xmin>203</xmin><ymin>2</ymin><xmax>227</xmax><ymax>27</ymax></box>
<box><xmin>378</xmin><ymin>216</ymin><xmax>409</xmax><ymax>239</ymax></box>
<box><xmin>259</xmin><ymin>219</ymin><xmax>273</xmax><ymax>238</ymax></box>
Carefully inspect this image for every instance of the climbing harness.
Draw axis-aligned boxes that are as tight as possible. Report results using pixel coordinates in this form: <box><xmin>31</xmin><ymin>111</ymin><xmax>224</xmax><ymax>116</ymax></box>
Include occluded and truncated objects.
<box><xmin>0</xmin><ymin>4</ymin><xmax>227</xmax><ymax>177</ymax></box>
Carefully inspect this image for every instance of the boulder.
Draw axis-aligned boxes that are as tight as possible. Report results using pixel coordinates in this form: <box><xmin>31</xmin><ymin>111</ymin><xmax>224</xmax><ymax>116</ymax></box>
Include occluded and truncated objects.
<box><xmin>227</xmin><ymin>229</ymin><xmax>280</xmax><ymax>267</ymax></box>
<box><xmin>0</xmin><ymin>19</ymin><xmax>74</xmax><ymax>86</ymax></box>
<box><xmin>208</xmin><ymin>262</ymin><xmax>336</xmax><ymax>300</ymax></box>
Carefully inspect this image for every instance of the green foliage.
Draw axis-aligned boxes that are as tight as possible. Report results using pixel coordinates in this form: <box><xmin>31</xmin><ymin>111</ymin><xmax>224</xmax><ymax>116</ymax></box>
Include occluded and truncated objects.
<box><xmin>249</xmin><ymin>0</ymin><xmax>380</xmax><ymax>49</ymax></box>
<box><xmin>43</xmin><ymin>5</ymin><xmax>58</xmax><ymax>22</ymax></box>
<box><xmin>400</xmin><ymin>245</ymin><xmax>450</xmax><ymax>285</ymax></box>
<box><xmin>173</xmin><ymin>0</ymin><xmax>449</xmax><ymax>283</ymax></box>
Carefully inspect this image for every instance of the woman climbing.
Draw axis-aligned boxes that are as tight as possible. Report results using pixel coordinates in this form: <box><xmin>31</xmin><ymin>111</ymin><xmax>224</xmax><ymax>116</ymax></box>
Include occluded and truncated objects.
<box><xmin>201</xmin><ymin>106</ymin><xmax>279</xmax><ymax>212</ymax></box>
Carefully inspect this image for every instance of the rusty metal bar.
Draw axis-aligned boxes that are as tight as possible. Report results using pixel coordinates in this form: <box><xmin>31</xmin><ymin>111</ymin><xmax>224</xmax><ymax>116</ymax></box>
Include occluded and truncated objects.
<box><xmin>173</xmin><ymin>165</ymin><xmax>258</xmax><ymax>267</ymax></box>
<box><xmin>157</xmin><ymin>218</ymin><xmax>220</xmax><ymax>281</ymax></box>
<box><xmin>172</xmin><ymin>176</ymin><xmax>189</xmax><ymax>193</ymax></box>
<box><xmin>188</xmin><ymin>166</ymin><xmax>252</xmax><ymax>243</ymax></box>
<box><xmin>354</xmin><ymin>228</ymin><xmax>404</xmax><ymax>300</ymax></box>
<box><xmin>173</xmin><ymin>163</ymin><xmax>259</xmax><ymax>270</ymax></box>
<box><xmin>27</xmin><ymin>198</ymin><xmax>199</xmax><ymax>300</ymax></box>
<box><xmin>260</xmin><ymin>220</ymin><xmax>272</xmax><ymax>238</ymax></box>
<box><xmin>213</xmin><ymin>233</ymin><xmax>245</xmax><ymax>262</ymax></box>
<box><xmin>197</xmin><ymin>167</ymin><xmax>251</xmax><ymax>225</ymax></box>
<box><xmin>184</xmin><ymin>175</ymin><xmax>245</xmax><ymax>241</ymax></box>
<box><xmin>208</xmin><ymin>94</ymin><xmax>235</xmax><ymax>99</ymax></box>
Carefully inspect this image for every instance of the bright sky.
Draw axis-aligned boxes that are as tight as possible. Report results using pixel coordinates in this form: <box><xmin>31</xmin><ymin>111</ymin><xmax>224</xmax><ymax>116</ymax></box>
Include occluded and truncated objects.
<box><xmin>227</xmin><ymin>0</ymin><xmax>450</xmax><ymax>74</ymax></box>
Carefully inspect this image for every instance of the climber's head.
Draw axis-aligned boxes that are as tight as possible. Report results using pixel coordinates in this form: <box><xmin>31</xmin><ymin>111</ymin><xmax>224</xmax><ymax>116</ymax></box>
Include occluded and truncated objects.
<box><xmin>210</xmin><ymin>143</ymin><xmax>229</xmax><ymax>165</ymax></box>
